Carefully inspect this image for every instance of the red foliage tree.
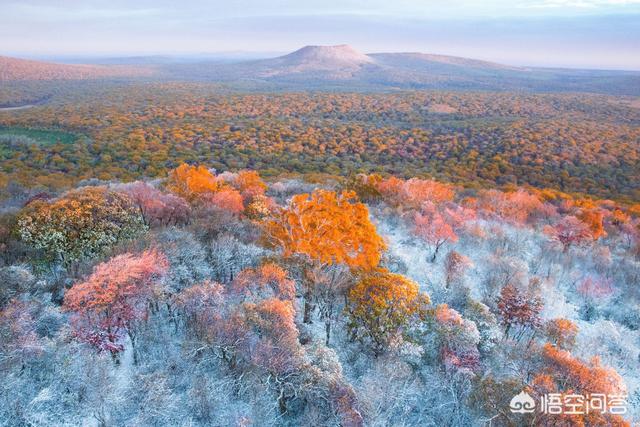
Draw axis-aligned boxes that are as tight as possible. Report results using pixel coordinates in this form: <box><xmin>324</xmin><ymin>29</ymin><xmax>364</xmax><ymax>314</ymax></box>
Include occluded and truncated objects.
<box><xmin>210</xmin><ymin>188</ymin><xmax>245</xmax><ymax>216</ymax></box>
<box><xmin>442</xmin><ymin>202</ymin><xmax>476</xmax><ymax>230</ymax></box>
<box><xmin>434</xmin><ymin>304</ymin><xmax>480</xmax><ymax>373</ymax></box>
<box><xmin>539</xmin><ymin>343</ymin><xmax>626</xmax><ymax>395</ymax></box>
<box><xmin>238</xmin><ymin>298</ymin><xmax>306</xmax><ymax>415</ymax></box>
<box><xmin>478</xmin><ymin>189</ymin><xmax>544</xmax><ymax>225</ymax></box>
<box><xmin>577</xmin><ymin>275</ymin><xmax>614</xmax><ymax>300</ymax></box>
<box><xmin>444</xmin><ymin>250</ymin><xmax>473</xmax><ymax>288</ymax></box>
<box><xmin>116</xmin><ymin>181</ymin><xmax>191</xmax><ymax>227</ymax></box>
<box><xmin>544</xmin><ymin>216</ymin><xmax>593</xmax><ymax>252</ymax></box>
<box><xmin>231</xmin><ymin>263</ymin><xmax>296</xmax><ymax>301</ymax></box>
<box><xmin>63</xmin><ymin>249</ymin><xmax>169</xmax><ymax>362</ymax></box>
<box><xmin>496</xmin><ymin>284</ymin><xmax>542</xmax><ymax>340</ymax></box>
<box><xmin>413</xmin><ymin>202</ymin><xmax>458</xmax><ymax>262</ymax></box>
<box><xmin>0</xmin><ymin>300</ymin><xmax>43</xmax><ymax>369</ymax></box>
<box><xmin>175</xmin><ymin>280</ymin><xmax>226</xmax><ymax>340</ymax></box>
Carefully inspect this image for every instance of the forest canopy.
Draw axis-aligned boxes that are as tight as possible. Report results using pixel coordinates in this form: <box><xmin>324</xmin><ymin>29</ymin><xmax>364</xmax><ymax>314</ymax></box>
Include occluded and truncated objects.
<box><xmin>1</xmin><ymin>83</ymin><xmax>639</xmax><ymax>203</ymax></box>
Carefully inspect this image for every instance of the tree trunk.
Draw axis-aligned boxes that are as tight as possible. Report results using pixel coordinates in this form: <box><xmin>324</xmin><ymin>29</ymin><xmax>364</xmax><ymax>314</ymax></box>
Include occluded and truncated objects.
<box><xmin>325</xmin><ymin>321</ymin><xmax>331</xmax><ymax>345</ymax></box>
<box><xmin>277</xmin><ymin>387</ymin><xmax>287</xmax><ymax>414</ymax></box>
<box><xmin>128</xmin><ymin>331</ymin><xmax>138</xmax><ymax>366</ymax></box>
<box><xmin>303</xmin><ymin>288</ymin><xmax>313</xmax><ymax>324</ymax></box>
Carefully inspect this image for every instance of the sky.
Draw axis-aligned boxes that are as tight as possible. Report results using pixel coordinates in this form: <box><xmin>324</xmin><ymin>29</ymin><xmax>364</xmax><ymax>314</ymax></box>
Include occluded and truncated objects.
<box><xmin>1</xmin><ymin>0</ymin><xmax>639</xmax><ymax>70</ymax></box>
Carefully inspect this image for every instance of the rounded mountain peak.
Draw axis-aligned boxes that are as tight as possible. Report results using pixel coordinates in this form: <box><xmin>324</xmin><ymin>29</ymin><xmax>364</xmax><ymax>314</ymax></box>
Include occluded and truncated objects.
<box><xmin>285</xmin><ymin>45</ymin><xmax>373</xmax><ymax>64</ymax></box>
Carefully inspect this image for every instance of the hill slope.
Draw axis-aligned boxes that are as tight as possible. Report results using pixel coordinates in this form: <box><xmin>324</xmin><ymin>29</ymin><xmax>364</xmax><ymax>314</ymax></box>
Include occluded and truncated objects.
<box><xmin>0</xmin><ymin>55</ymin><xmax>154</xmax><ymax>81</ymax></box>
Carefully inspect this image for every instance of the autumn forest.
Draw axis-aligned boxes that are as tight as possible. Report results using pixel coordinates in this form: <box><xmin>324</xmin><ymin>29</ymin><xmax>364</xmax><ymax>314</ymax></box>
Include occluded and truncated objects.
<box><xmin>1</xmin><ymin>39</ymin><xmax>640</xmax><ymax>427</ymax></box>
<box><xmin>1</xmin><ymin>82</ymin><xmax>640</xmax><ymax>202</ymax></box>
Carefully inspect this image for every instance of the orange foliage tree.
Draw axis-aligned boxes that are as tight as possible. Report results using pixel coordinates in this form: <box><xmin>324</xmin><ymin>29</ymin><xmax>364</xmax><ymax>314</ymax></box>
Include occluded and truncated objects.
<box><xmin>263</xmin><ymin>190</ymin><xmax>386</xmax><ymax>325</ymax></box>
<box><xmin>234</xmin><ymin>170</ymin><xmax>268</xmax><ymax>203</ymax></box>
<box><xmin>530</xmin><ymin>343</ymin><xmax>629</xmax><ymax>426</ymax></box>
<box><xmin>165</xmin><ymin>163</ymin><xmax>221</xmax><ymax>203</ymax></box>
<box><xmin>578</xmin><ymin>209</ymin><xmax>607</xmax><ymax>240</ymax></box>
<box><xmin>545</xmin><ymin>318</ymin><xmax>578</xmax><ymax>350</ymax></box>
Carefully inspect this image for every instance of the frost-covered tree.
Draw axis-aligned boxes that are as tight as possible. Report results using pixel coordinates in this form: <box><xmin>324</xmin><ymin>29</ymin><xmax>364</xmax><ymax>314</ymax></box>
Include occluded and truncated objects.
<box><xmin>0</xmin><ymin>264</ymin><xmax>35</xmax><ymax>307</ymax></box>
<box><xmin>16</xmin><ymin>187</ymin><xmax>146</xmax><ymax>270</ymax></box>
<box><xmin>155</xmin><ymin>227</ymin><xmax>212</xmax><ymax>293</ymax></box>
<box><xmin>413</xmin><ymin>202</ymin><xmax>458</xmax><ymax>262</ymax></box>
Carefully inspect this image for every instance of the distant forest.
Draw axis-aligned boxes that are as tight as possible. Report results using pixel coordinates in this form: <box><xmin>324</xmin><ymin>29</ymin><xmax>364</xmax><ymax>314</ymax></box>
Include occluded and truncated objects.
<box><xmin>1</xmin><ymin>82</ymin><xmax>639</xmax><ymax>203</ymax></box>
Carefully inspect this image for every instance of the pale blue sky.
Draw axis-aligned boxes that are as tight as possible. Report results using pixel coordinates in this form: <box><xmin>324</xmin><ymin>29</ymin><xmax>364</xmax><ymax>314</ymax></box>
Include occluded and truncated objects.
<box><xmin>1</xmin><ymin>0</ymin><xmax>639</xmax><ymax>69</ymax></box>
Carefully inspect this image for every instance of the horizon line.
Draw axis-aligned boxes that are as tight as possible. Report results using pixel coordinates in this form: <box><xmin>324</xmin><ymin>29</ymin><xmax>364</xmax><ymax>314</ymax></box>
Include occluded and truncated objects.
<box><xmin>3</xmin><ymin>47</ymin><xmax>640</xmax><ymax>74</ymax></box>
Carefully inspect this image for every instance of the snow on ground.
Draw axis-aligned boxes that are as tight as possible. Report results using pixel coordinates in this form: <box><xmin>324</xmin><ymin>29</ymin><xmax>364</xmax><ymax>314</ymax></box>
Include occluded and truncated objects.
<box><xmin>373</xmin><ymin>208</ymin><xmax>640</xmax><ymax>420</ymax></box>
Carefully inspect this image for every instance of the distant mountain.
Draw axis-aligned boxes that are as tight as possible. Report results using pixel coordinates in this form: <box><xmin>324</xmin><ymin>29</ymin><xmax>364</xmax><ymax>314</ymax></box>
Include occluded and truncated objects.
<box><xmin>256</xmin><ymin>45</ymin><xmax>375</xmax><ymax>77</ymax></box>
<box><xmin>158</xmin><ymin>45</ymin><xmax>639</xmax><ymax>95</ymax></box>
<box><xmin>164</xmin><ymin>45</ymin><xmax>379</xmax><ymax>81</ymax></box>
<box><xmin>371</xmin><ymin>52</ymin><xmax>524</xmax><ymax>72</ymax></box>
<box><xmin>236</xmin><ymin>45</ymin><xmax>521</xmax><ymax>78</ymax></box>
<box><xmin>3</xmin><ymin>46</ymin><xmax>639</xmax><ymax>95</ymax></box>
<box><xmin>0</xmin><ymin>55</ymin><xmax>154</xmax><ymax>81</ymax></box>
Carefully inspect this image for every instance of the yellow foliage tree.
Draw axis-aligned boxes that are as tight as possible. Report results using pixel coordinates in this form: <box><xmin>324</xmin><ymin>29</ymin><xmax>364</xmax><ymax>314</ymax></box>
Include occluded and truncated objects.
<box><xmin>347</xmin><ymin>269</ymin><xmax>429</xmax><ymax>354</ymax></box>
